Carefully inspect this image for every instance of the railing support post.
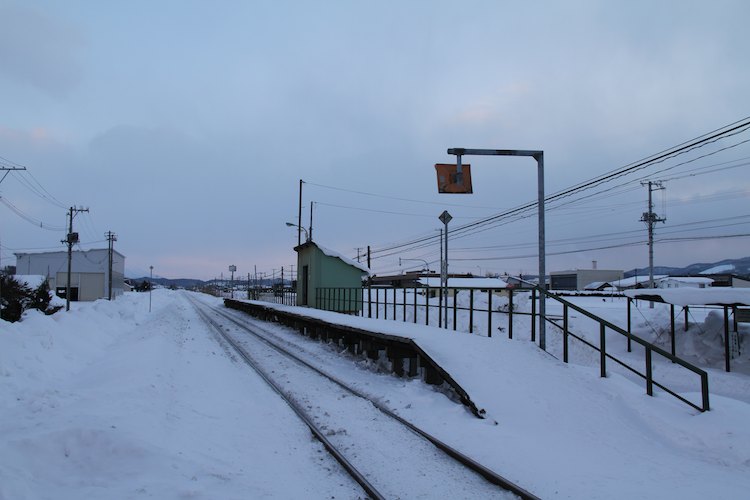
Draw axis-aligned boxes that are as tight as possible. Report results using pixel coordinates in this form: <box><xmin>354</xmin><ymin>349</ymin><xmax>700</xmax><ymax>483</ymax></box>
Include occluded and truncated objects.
<box><xmin>646</xmin><ymin>347</ymin><xmax>653</xmax><ymax>396</ymax></box>
<box><xmin>453</xmin><ymin>290</ymin><xmax>457</xmax><ymax>331</ymax></box>
<box><xmin>508</xmin><ymin>289</ymin><xmax>513</xmax><ymax>339</ymax></box>
<box><xmin>413</xmin><ymin>286</ymin><xmax>418</xmax><ymax>324</ymax></box>
<box><xmin>403</xmin><ymin>287</ymin><xmax>407</xmax><ymax>322</ymax></box>
<box><xmin>487</xmin><ymin>289</ymin><xmax>492</xmax><ymax>338</ymax></box>
<box><xmin>425</xmin><ymin>285</ymin><xmax>430</xmax><ymax>326</ymax></box>
<box><xmin>627</xmin><ymin>297</ymin><xmax>632</xmax><ymax>352</ymax></box>
<box><xmin>600</xmin><ymin>324</ymin><xmax>606</xmax><ymax>378</ymax></box>
<box><xmin>563</xmin><ymin>303</ymin><xmax>569</xmax><ymax>363</ymax></box>
<box><xmin>469</xmin><ymin>289</ymin><xmax>474</xmax><ymax>334</ymax></box>
<box><xmin>724</xmin><ymin>305</ymin><xmax>731</xmax><ymax>372</ymax></box>
<box><xmin>670</xmin><ymin>304</ymin><xmax>676</xmax><ymax>359</ymax></box>
<box><xmin>531</xmin><ymin>288</ymin><xmax>537</xmax><ymax>342</ymax></box>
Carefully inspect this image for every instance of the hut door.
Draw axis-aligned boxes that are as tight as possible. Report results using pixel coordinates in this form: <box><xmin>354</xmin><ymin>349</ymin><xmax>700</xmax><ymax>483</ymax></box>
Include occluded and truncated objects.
<box><xmin>302</xmin><ymin>265</ymin><xmax>309</xmax><ymax>305</ymax></box>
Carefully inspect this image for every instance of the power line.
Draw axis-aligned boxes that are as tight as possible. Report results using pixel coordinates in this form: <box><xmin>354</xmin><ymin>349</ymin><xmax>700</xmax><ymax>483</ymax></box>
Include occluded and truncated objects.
<box><xmin>367</xmin><ymin>118</ymin><xmax>750</xmax><ymax>258</ymax></box>
<box><xmin>0</xmin><ymin>196</ymin><xmax>67</xmax><ymax>231</ymax></box>
<box><xmin>305</xmin><ymin>180</ymin><xmax>503</xmax><ymax>210</ymax></box>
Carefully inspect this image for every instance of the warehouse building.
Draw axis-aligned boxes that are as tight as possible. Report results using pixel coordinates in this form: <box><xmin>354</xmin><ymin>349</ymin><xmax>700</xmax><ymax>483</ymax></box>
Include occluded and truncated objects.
<box><xmin>550</xmin><ymin>268</ymin><xmax>624</xmax><ymax>291</ymax></box>
<box><xmin>14</xmin><ymin>249</ymin><xmax>126</xmax><ymax>301</ymax></box>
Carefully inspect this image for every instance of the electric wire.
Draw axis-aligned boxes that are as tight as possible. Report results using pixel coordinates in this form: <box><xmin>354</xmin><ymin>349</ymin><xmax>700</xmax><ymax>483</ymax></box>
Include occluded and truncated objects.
<box><xmin>366</xmin><ymin>122</ymin><xmax>750</xmax><ymax>260</ymax></box>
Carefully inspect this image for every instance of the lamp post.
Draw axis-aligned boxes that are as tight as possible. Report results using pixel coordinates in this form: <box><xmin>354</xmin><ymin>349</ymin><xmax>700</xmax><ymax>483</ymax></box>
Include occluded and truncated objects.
<box><xmin>399</xmin><ymin>257</ymin><xmax>429</xmax><ymax>273</ymax></box>
<box><xmin>149</xmin><ymin>265</ymin><xmax>153</xmax><ymax>313</ymax></box>
<box><xmin>286</xmin><ymin>222</ymin><xmax>310</xmax><ymax>242</ymax></box>
<box><xmin>443</xmin><ymin>148</ymin><xmax>547</xmax><ymax>350</ymax></box>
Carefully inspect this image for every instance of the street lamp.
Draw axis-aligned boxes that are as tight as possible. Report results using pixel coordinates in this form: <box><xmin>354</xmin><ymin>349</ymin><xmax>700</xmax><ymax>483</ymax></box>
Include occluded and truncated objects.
<box><xmin>398</xmin><ymin>257</ymin><xmax>429</xmax><ymax>272</ymax></box>
<box><xmin>441</xmin><ymin>147</ymin><xmax>547</xmax><ymax>350</ymax></box>
<box><xmin>285</xmin><ymin>222</ymin><xmax>310</xmax><ymax>242</ymax></box>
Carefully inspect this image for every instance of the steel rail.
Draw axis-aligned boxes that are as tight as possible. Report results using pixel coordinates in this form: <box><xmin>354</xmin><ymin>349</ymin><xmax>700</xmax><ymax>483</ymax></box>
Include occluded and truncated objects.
<box><xmin>198</xmin><ymin>296</ymin><xmax>539</xmax><ymax>500</ymax></box>
<box><xmin>186</xmin><ymin>295</ymin><xmax>386</xmax><ymax>500</ymax></box>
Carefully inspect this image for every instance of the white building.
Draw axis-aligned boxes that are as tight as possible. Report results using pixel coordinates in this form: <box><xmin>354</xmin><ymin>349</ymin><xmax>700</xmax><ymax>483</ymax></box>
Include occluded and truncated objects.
<box><xmin>14</xmin><ymin>249</ymin><xmax>126</xmax><ymax>301</ymax></box>
<box><xmin>657</xmin><ymin>277</ymin><xmax>713</xmax><ymax>289</ymax></box>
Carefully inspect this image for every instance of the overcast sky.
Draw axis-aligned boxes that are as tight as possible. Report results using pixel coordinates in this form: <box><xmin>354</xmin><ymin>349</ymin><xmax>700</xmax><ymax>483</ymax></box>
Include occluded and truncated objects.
<box><xmin>1</xmin><ymin>0</ymin><xmax>749</xmax><ymax>281</ymax></box>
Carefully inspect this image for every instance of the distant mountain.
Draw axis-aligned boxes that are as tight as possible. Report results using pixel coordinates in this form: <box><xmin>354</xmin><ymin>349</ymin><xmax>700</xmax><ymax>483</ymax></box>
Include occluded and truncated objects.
<box><xmin>625</xmin><ymin>256</ymin><xmax>750</xmax><ymax>278</ymax></box>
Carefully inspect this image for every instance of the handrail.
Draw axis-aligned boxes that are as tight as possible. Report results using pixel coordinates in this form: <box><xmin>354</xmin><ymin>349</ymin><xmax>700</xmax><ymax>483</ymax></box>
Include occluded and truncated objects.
<box><xmin>535</xmin><ymin>286</ymin><xmax>709</xmax><ymax>412</ymax></box>
<box><xmin>264</xmin><ymin>284</ymin><xmax>711</xmax><ymax>412</ymax></box>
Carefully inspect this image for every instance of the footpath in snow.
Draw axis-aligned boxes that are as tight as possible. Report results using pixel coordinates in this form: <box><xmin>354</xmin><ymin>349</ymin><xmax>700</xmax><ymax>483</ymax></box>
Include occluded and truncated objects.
<box><xmin>1</xmin><ymin>290</ymin><xmax>749</xmax><ymax>499</ymax></box>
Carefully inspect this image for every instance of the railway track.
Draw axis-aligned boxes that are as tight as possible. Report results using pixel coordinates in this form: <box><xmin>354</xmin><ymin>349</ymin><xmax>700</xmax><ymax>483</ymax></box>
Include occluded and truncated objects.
<box><xmin>186</xmin><ymin>294</ymin><xmax>539</xmax><ymax>500</ymax></box>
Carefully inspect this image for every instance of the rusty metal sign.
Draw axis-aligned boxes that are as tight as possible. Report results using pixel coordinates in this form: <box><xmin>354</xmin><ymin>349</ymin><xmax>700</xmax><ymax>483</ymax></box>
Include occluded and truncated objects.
<box><xmin>435</xmin><ymin>163</ymin><xmax>473</xmax><ymax>193</ymax></box>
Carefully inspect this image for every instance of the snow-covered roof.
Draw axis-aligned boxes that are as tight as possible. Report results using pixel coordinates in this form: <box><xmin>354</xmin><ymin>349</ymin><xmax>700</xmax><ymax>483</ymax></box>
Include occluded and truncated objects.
<box><xmin>624</xmin><ymin>288</ymin><xmax>750</xmax><ymax>306</ymax></box>
<box><xmin>584</xmin><ymin>281</ymin><xmax>608</xmax><ymax>290</ymax></box>
<box><xmin>700</xmin><ymin>264</ymin><xmax>735</xmax><ymax>275</ymax></box>
<box><xmin>315</xmin><ymin>244</ymin><xmax>370</xmax><ymax>274</ymax></box>
<box><xmin>418</xmin><ymin>277</ymin><xmax>508</xmax><ymax>289</ymax></box>
<box><xmin>611</xmin><ymin>275</ymin><xmax>668</xmax><ymax>288</ymax></box>
<box><xmin>661</xmin><ymin>277</ymin><xmax>714</xmax><ymax>285</ymax></box>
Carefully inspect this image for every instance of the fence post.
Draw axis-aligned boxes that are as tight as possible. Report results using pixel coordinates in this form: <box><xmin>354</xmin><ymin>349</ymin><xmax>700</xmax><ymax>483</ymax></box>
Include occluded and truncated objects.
<box><xmin>563</xmin><ymin>303</ymin><xmax>569</xmax><ymax>363</ymax></box>
<box><xmin>438</xmin><ymin>288</ymin><xmax>443</xmax><ymax>328</ymax></box>
<box><xmin>600</xmin><ymin>324</ymin><xmax>606</xmax><ymax>378</ymax></box>
<box><xmin>487</xmin><ymin>289</ymin><xmax>493</xmax><ymax>338</ymax></box>
<box><xmin>531</xmin><ymin>288</ymin><xmax>537</xmax><ymax>342</ymax></box>
<box><xmin>376</xmin><ymin>288</ymin><xmax>380</xmax><ymax>319</ymax></box>
<box><xmin>413</xmin><ymin>286</ymin><xmax>417</xmax><ymax>324</ymax></box>
<box><xmin>453</xmin><ymin>290</ymin><xmax>457</xmax><ymax>331</ymax></box>
<box><xmin>508</xmin><ymin>289</ymin><xmax>513</xmax><ymax>339</ymax></box>
<box><xmin>403</xmin><ymin>287</ymin><xmax>407</xmax><ymax>322</ymax></box>
<box><xmin>393</xmin><ymin>288</ymin><xmax>397</xmax><ymax>321</ymax></box>
<box><xmin>384</xmin><ymin>288</ymin><xmax>388</xmax><ymax>320</ymax></box>
<box><xmin>368</xmin><ymin>283</ymin><xmax>372</xmax><ymax>318</ymax></box>
<box><xmin>670</xmin><ymin>304</ymin><xmax>676</xmax><ymax>359</ymax></box>
<box><xmin>627</xmin><ymin>297</ymin><xmax>632</xmax><ymax>352</ymax></box>
<box><xmin>469</xmin><ymin>289</ymin><xmax>474</xmax><ymax>334</ymax></box>
<box><xmin>646</xmin><ymin>347</ymin><xmax>653</xmax><ymax>396</ymax></box>
<box><xmin>701</xmin><ymin>372</ymin><xmax>710</xmax><ymax>411</ymax></box>
<box><xmin>425</xmin><ymin>285</ymin><xmax>430</xmax><ymax>326</ymax></box>
<box><xmin>684</xmin><ymin>306</ymin><xmax>689</xmax><ymax>332</ymax></box>
<box><xmin>724</xmin><ymin>306</ymin><xmax>730</xmax><ymax>372</ymax></box>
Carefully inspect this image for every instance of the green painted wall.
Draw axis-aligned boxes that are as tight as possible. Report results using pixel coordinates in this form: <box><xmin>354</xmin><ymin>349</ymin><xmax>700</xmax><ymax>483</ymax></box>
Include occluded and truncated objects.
<box><xmin>295</xmin><ymin>244</ymin><xmax>365</xmax><ymax>311</ymax></box>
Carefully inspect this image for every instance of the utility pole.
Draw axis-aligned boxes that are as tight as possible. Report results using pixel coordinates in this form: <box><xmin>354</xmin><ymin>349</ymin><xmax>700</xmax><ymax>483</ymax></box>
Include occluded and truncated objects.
<box><xmin>62</xmin><ymin>206</ymin><xmax>89</xmax><ymax>311</ymax></box>
<box><xmin>298</xmin><ymin>179</ymin><xmax>304</xmax><ymax>247</ymax></box>
<box><xmin>641</xmin><ymin>181</ymin><xmax>666</xmax><ymax>308</ymax></box>
<box><xmin>105</xmin><ymin>231</ymin><xmax>117</xmax><ymax>300</ymax></box>
<box><xmin>1</xmin><ymin>165</ymin><xmax>27</xmax><ymax>304</ymax></box>
<box><xmin>355</xmin><ymin>247</ymin><xmax>363</xmax><ymax>263</ymax></box>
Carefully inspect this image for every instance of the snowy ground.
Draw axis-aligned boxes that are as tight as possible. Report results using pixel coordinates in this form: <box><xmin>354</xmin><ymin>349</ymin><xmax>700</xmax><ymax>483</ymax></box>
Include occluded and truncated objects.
<box><xmin>2</xmin><ymin>289</ymin><xmax>749</xmax><ymax>499</ymax></box>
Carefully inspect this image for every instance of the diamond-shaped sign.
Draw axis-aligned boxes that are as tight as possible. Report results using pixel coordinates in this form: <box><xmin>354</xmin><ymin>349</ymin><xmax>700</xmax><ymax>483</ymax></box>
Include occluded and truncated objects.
<box><xmin>439</xmin><ymin>210</ymin><xmax>452</xmax><ymax>225</ymax></box>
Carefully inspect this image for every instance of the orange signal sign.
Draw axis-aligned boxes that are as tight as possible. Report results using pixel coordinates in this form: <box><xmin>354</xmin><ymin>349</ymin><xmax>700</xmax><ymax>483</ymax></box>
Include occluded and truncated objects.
<box><xmin>435</xmin><ymin>163</ymin><xmax>473</xmax><ymax>194</ymax></box>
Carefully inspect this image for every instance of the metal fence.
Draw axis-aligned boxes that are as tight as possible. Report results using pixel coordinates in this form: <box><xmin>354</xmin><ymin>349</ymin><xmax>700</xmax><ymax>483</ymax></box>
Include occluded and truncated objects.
<box><xmin>309</xmin><ymin>284</ymin><xmax>710</xmax><ymax>412</ymax></box>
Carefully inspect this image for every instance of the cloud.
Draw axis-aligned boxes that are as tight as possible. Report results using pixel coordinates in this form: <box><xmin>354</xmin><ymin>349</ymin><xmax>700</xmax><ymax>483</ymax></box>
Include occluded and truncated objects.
<box><xmin>0</xmin><ymin>4</ymin><xmax>84</xmax><ymax>97</ymax></box>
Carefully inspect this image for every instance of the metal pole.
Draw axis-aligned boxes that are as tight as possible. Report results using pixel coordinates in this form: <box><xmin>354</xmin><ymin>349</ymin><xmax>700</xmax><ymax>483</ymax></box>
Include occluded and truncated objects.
<box><xmin>66</xmin><ymin>207</ymin><xmax>73</xmax><ymax>311</ymax></box>
<box><xmin>444</xmin><ymin>217</ymin><xmax>449</xmax><ymax>329</ymax></box>
<box><xmin>149</xmin><ymin>265</ymin><xmax>153</xmax><ymax>313</ymax></box>
<box><xmin>298</xmin><ymin>179</ymin><xmax>303</xmax><ymax>247</ymax></box>
<box><xmin>536</xmin><ymin>153</ymin><xmax>546</xmax><ymax>350</ymax></box>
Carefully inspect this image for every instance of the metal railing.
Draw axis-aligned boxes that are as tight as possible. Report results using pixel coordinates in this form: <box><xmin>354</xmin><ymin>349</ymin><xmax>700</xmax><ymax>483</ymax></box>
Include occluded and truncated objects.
<box><xmin>248</xmin><ymin>287</ymin><xmax>297</xmax><ymax>306</ymax></box>
<box><xmin>310</xmin><ymin>284</ymin><xmax>710</xmax><ymax>412</ymax></box>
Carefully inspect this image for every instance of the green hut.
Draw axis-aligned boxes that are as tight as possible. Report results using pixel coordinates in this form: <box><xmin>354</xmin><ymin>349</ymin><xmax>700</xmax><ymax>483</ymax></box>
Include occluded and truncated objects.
<box><xmin>294</xmin><ymin>241</ymin><xmax>369</xmax><ymax>312</ymax></box>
